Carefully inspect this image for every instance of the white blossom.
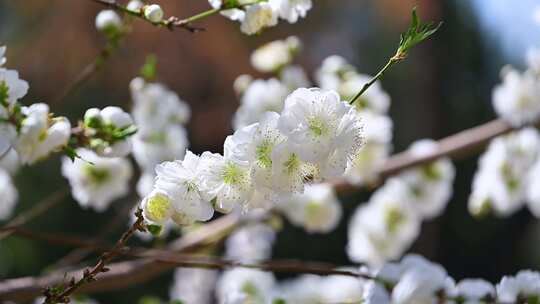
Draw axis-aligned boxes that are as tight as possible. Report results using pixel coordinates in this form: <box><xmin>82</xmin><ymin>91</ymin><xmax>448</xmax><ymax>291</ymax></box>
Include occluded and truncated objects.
<box><xmin>141</xmin><ymin>189</ymin><xmax>174</xmax><ymax>224</ymax></box>
<box><xmin>34</xmin><ymin>297</ymin><xmax>99</xmax><ymax>304</ymax></box>
<box><xmin>130</xmin><ymin>77</ymin><xmax>191</xmax><ymax>128</ymax></box>
<box><xmin>316</xmin><ymin>56</ymin><xmax>391</xmax><ymax>114</ymax></box>
<box><xmin>229</xmin><ymin>112</ymin><xmax>284</xmax><ymax>190</ymax></box>
<box><xmin>225</xmin><ymin>223</ymin><xmax>276</xmax><ymax>262</ymax></box>
<box><xmin>315</xmin><ymin>55</ymin><xmax>355</xmax><ymax>91</ymax></box>
<box><xmin>216</xmin><ymin>268</ymin><xmax>276</xmax><ymax>304</ymax></box>
<box><xmin>197</xmin><ymin>149</ymin><xmax>253</xmax><ymax>213</ymax></box>
<box><xmin>390</xmin><ymin>255</ymin><xmax>453</xmax><ymax>304</ymax></box>
<box><xmin>0</xmin><ymin>168</ymin><xmax>17</xmax><ymax>220</ymax></box>
<box><xmin>133</xmin><ymin>124</ymin><xmax>188</xmax><ymax>172</ymax></box>
<box><xmin>469</xmin><ymin>128</ymin><xmax>540</xmax><ymax>217</ymax></box>
<box><xmin>16</xmin><ymin>103</ymin><xmax>71</xmax><ymax>164</ymax></box>
<box><xmin>280</xmin><ymin>273</ymin><xmax>366</xmax><ymax>303</ymax></box>
<box><xmin>153</xmin><ymin>150</ymin><xmax>215</xmax><ymax>223</ymax></box>
<box><xmin>240</xmin><ymin>3</ymin><xmax>279</xmax><ymax>35</ymax></box>
<box><xmin>347</xmin><ymin>179</ymin><xmax>420</xmax><ymax>266</ymax></box>
<box><xmin>84</xmin><ymin>106</ymin><xmax>135</xmax><ymax>158</ymax></box>
<box><xmin>170</xmin><ymin>268</ymin><xmax>218</xmax><ymax>304</ymax></box>
<box><xmin>0</xmin><ymin>147</ymin><xmax>20</xmax><ymax>174</ymax></box>
<box><xmin>144</xmin><ymin>4</ymin><xmax>164</xmax><ymax>23</ymax></box>
<box><xmin>270</xmin><ymin>141</ymin><xmax>314</xmax><ymax>195</ymax></box>
<box><xmin>492</xmin><ymin>66</ymin><xmax>540</xmax><ymax>126</ymax></box>
<box><xmin>455</xmin><ymin>279</ymin><xmax>495</xmax><ymax>304</ymax></box>
<box><xmin>62</xmin><ymin>149</ymin><xmax>132</xmax><ymax>212</ymax></box>
<box><xmin>0</xmin><ymin>67</ymin><xmax>29</xmax><ymax>106</ymax></box>
<box><xmin>270</xmin><ymin>0</ymin><xmax>312</xmax><ymax>23</ymax></box>
<box><xmin>526</xmin><ymin>159</ymin><xmax>540</xmax><ymax>217</ymax></box>
<box><xmin>496</xmin><ymin>270</ymin><xmax>540</xmax><ymax>303</ymax></box>
<box><xmin>233</xmin><ymin>74</ymin><xmax>253</xmax><ymax>95</ymax></box>
<box><xmin>250</xmin><ymin>36</ymin><xmax>299</xmax><ymax>73</ymax></box>
<box><xmin>279</xmin><ymin>183</ymin><xmax>342</xmax><ymax>233</ymax></box>
<box><xmin>345</xmin><ymin>111</ymin><xmax>392</xmax><ymax>185</ymax></box>
<box><xmin>527</xmin><ymin>48</ymin><xmax>540</xmax><ymax>74</ymax></box>
<box><xmin>126</xmin><ymin>0</ymin><xmax>144</xmax><ymax>12</ymax></box>
<box><xmin>0</xmin><ymin>46</ymin><xmax>5</xmax><ymax>66</ymax></box>
<box><xmin>278</xmin><ymin>88</ymin><xmax>363</xmax><ymax>178</ymax></box>
<box><xmin>233</xmin><ymin>78</ymin><xmax>288</xmax><ymax>130</ymax></box>
<box><xmin>136</xmin><ymin>173</ymin><xmax>155</xmax><ymax>200</ymax></box>
<box><xmin>279</xmin><ymin>275</ymin><xmax>325</xmax><ymax>303</ymax></box>
<box><xmin>95</xmin><ymin>10</ymin><xmax>122</xmax><ymax>31</ymax></box>
<box><xmin>280</xmin><ymin>65</ymin><xmax>310</xmax><ymax>91</ymax></box>
<box><xmin>397</xmin><ymin>139</ymin><xmax>455</xmax><ymax>219</ymax></box>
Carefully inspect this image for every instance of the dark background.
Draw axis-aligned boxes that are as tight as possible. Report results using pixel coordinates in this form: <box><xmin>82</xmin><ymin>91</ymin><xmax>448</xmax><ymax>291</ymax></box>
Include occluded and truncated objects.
<box><xmin>1</xmin><ymin>0</ymin><xmax>540</xmax><ymax>302</ymax></box>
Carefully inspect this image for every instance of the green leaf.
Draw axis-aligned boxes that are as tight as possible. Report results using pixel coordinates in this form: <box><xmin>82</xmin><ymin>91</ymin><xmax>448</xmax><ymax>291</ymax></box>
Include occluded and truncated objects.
<box><xmin>272</xmin><ymin>299</ymin><xmax>287</xmax><ymax>304</ymax></box>
<box><xmin>395</xmin><ymin>7</ymin><xmax>442</xmax><ymax>60</ymax></box>
<box><xmin>0</xmin><ymin>81</ymin><xmax>9</xmax><ymax>108</ymax></box>
<box><xmin>147</xmin><ymin>224</ymin><xmax>162</xmax><ymax>236</ymax></box>
<box><xmin>140</xmin><ymin>54</ymin><xmax>158</xmax><ymax>81</ymax></box>
<box><xmin>111</xmin><ymin>124</ymin><xmax>138</xmax><ymax>140</ymax></box>
<box><xmin>169</xmin><ymin>300</ymin><xmax>184</xmax><ymax>304</ymax></box>
<box><xmin>64</xmin><ymin>146</ymin><xmax>80</xmax><ymax>162</ymax></box>
<box><xmin>138</xmin><ymin>296</ymin><xmax>162</xmax><ymax>304</ymax></box>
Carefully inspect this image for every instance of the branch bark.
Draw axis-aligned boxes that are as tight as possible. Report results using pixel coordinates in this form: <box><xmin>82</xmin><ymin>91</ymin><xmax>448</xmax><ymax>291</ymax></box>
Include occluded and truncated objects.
<box><xmin>0</xmin><ymin>118</ymin><xmax>519</xmax><ymax>301</ymax></box>
<box><xmin>0</xmin><ymin>213</ymin><xmax>240</xmax><ymax>302</ymax></box>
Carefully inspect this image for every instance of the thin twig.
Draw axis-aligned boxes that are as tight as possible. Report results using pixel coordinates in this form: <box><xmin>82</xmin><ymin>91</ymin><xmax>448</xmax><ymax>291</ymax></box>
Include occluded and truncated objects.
<box><xmin>88</xmin><ymin>0</ymin><xmax>265</xmax><ymax>32</ymax></box>
<box><xmin>89</xmin><ymin>0</ymin><xmax>206</xmax><ymax>32</ymax></box>
<box><xmin>53</xmin><ymin>32</ymin><xmax>126</xmax><ymax>104</ymax></box>
<box><xmin>0</xmin><ymin>189</ymin><xmax>68</xmax><ymax>241</ymax></box>
<box><xmin>42</xmin><ymin>209</ymin><xmax>146</xmax><ymax>304</ymax></box>
<box><xmin>50</xmin><ymin>200</ymin><xmax>136</xmax><ymax>270</ymax></box>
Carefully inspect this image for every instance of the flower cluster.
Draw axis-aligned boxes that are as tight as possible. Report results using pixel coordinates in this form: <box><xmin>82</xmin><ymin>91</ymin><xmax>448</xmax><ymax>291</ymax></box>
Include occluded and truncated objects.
<box><xmin>468</xmin><ymin>128</ymin><xmax>540</xmax><ymax>217</ymax></box>
<box><xmin>141</xmin><ymin>87</ymin><xmax>364</xmax><ymax>227</ymax></box>
<box><xmin>130</xmin><ymin>77</ymin><xmax>191</xmax><ymax>197</ymax></box>
<box><xmin>492</xmin><ymin>49</ymin><xmax>540</xmax><ymax>127</ymax></box>
<box><xmin>0</xmin><ymin>47</ymin><xmax>71</xmax><ymax>166</ymax></box>
<box><xmin>197</xmin><ymin>254</ymin><xmax>540</xmax><ymax>304</ymax></box>
<box><xmin>315</xmin><ymin>55</ymin><xmax>394</xmax><ymax>185</ymax></box>
<box><xmin>209</xmin><ymin>0</ymin><xmax>312</xmax><ymax>35</ymax></box>
<box><xmin>348</xmin><ymin>139</ymin><xmax>455</xmax><ymax>266</ymax></box>
<box><xmin>364</xmin><ymin>254</ymin><xmax>540</xmax><ymax>304</ymax></box>
<box><xmin>81</xmin><ymin>106</ymin><xmax>136</xmax><ymax>158</ymax></box>
<box><xmin>2</xmin><ymin>40</ymin><xmax>138</xmax><ymax>216</ymax></box>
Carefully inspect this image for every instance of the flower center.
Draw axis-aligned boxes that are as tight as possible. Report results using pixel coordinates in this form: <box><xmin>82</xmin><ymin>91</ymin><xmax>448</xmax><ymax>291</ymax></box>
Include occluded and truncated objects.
<box><xmin>256</xmin><ymin>140</ymin><xmax>273</xmax><ymax>168</ymax></box>
<box><xmin>145</xmin><ymin>193</ymin><xmax>171</xmax><ymax>222</ymax></box>
<box><xmin>83</xmin><ymin>164</ymin><xmax>110</xmax><ymax>184</ymax></box>
<box><xmin>284</xmin><ymin>153</ymin><xmax>300</xmax><ymax>175</ymax></box>
<box><xmin>308</xmin><ymin>116</ymin><xmax>328</xmax><ymax>137</ymax></box>
<box><xmin>385</xmin><ymin>206</ymin><xmax>405</xmax><ymax>234</ymax></box>
<box><xmin>222</xmin><ymin>162</ymin><xmax>246</xmax><ymax>185</ymax></box>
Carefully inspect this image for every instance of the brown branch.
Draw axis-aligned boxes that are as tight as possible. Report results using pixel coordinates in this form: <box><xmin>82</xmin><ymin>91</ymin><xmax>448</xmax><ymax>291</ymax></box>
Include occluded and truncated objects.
<box><xmin>0</xmin><ymin>226</ymin><xmax>111</xmax><ymax>251</ymax></box>
<box><xmin>50</xmin><ymin>200</ymin><xmax>135</xmax><ymax>271</ymax></box>
<box><xmin>42</xmin><ymin>209</ymin><xmax>146</xmax><ymax>304</ymax></box>
<box><xmin>88</xmin><ymin>0</ymin><xmax>206</xmax><ymax>33</ymax></box>
<box><xmin>334</xmin><ymin>118</ymin><xmax>514</xmax><ymax>194</ymax></box>
<box><xmin>0</xmin><ymin>189</ymin><xmax>68</xmax><ymax>241</ymax></box>
<box><xmin>53</xmin><ymin>30</ymin><xmax>127</xmax><ymax>104</ymax></box>
<box><xmin>0</xmin><ymin>213</ymin><xmax>240</xmax><ymax>302</ymax></box>
<box><xmin>0</xmin><ymin>118</ymin><xmax>521</xmax><ymax>301</ymax></box>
